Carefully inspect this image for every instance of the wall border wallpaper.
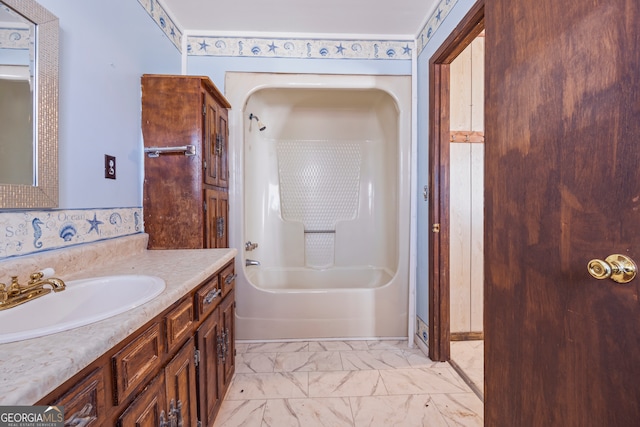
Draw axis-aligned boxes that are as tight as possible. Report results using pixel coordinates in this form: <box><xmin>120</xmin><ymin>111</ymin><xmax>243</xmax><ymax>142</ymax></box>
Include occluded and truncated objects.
<box><xmin>417</xmin><ymin>316</ymin><xmax>429</xmax><ymax>346</ymax></box>
<box><xmin>136</xmin><ymin>0</ymin><xmax>458</xmax><ymax>58</ymax></box>
<box><xmin>137</xmin><ymin>0</ymin><xmax>182</xmax><ymax>51</ymax></box>
<box><xmin>0</xmin><ymin>207</ymin><xmax>142</xmax><ymax>259</ymax></box>
<box><xmin>416</xmin><ymin>0</ymin><xmax>459</xmax><ymax>54</ymax></box>
<box><xmin>186</xmin><ymin>36</ymin><xmax>413</xmax><ymax>60</ymax></box>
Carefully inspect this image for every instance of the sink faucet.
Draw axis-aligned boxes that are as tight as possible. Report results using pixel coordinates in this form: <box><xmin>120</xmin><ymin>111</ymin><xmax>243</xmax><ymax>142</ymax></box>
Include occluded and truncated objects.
<box><xmin>245</xmin><ymin>259</ymin><xmax>261</xmax><ymax>267</ymax></box>
<box><xmin>0</xmin><ymin>270</ymin><xmax>66</xmax><ymax>311</ymax></box>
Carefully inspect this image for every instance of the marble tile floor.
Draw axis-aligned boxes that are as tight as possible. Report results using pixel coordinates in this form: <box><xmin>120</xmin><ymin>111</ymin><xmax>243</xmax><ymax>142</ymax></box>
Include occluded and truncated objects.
<box><xmin>214</xmin><ymin>340</ymin><xmax>484</xmax><ymax>426</ymax></box>
<box><xmin>449</xmin><ymin>340</ymin><xmax>484</xmax><ymax>401</ymax></box>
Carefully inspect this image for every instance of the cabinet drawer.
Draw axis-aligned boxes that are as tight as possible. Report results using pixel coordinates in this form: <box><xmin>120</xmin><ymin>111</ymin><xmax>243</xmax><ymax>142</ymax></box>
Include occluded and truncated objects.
<box><xmin>196</xmin><ymin>275</ymin><xmax>222</xmax><ymax>318</ymax></box>
<box><xmin>112</xmin><ymin>322</ymin><xmax>163</xmax><ymax>404</ymax></box>
<box><xmin>220</xmin><ymin>263</ymin><xmax>236</xmax><ymax>297</ymax></box>
<box><xmin>53</xmin><ymin>368</ymin><xmax>106</xmax><ymax>426</ymax></box>
<box><xmin>165</xmin><ymin>298</ymin><xmax>194</xmax><ymax>353</ymax></box>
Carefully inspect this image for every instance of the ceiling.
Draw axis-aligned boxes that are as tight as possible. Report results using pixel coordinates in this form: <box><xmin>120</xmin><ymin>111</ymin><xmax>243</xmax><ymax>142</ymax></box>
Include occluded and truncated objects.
<box><xmin>161</xmin><ymin>0</ymin><xmax>440</xmax><ymax>39</ymax></box>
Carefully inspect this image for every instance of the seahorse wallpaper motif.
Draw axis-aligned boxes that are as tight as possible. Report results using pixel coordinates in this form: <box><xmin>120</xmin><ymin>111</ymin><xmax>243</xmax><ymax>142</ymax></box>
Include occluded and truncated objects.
<box><xmin>0</xmin><ymin>208</ymin><xmax>142</xmax><ymax>259</ymax></box>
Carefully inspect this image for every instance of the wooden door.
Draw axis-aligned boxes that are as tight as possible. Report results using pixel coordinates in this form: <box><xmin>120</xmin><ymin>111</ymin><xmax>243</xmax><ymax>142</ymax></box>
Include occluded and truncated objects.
<box><xmin>485</xmin><ymin>0</ymin><xmax>640</xmax><ymax>425</ymax></box>
<box><xmin>196</xmin><ymin>308</ymin><xmax>222</xmax><ymax>426</ymax></box>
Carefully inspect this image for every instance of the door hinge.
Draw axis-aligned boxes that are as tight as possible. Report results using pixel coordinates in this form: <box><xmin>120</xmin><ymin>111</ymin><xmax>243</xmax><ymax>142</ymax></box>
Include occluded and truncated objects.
<box><xmin>203</xmin><ymin>200</ymin><xmax>207</xmax><ymax>212</ymax></box>
<box><xmin>203</xmin><ymin>159</ymin><xmax>207</xmax><ymax>170</ymax></box>
<box><xmin>194</xmin><ymin>349</ymin><xmax>200</xmax><ymax>367</ymax></box>
<box><xmin>432</xmin><ymin>223</ymin><xmax>440</xmax><ymax>233</ymax></box>
<box><xmin>202</xmin><ymin>103</ymin><xmax>206</xmax><ymax>116</ymax></box>
<box><xmin>197</xmin><ymin>420</ymin><xmax>202</xmax><ymax>427</ymax></box>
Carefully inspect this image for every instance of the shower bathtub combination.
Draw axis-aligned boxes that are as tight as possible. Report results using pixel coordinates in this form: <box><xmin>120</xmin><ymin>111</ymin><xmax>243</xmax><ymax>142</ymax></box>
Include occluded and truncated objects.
<box><xmin>226</xmin><ymin>73</ymin><xmax>411</xmax><ymax>340</ymax></box>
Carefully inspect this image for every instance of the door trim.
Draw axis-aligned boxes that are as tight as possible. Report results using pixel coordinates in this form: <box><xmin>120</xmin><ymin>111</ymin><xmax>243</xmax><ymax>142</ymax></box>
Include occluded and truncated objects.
<box><xmin>428</xmin><ymin>0</ymin><xmax>485</xmax><ymax>362</ymax></box>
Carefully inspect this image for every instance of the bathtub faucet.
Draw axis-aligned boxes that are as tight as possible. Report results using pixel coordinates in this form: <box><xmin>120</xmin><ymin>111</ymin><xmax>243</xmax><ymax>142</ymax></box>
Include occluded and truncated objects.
<box><xmin>246</xmin><ymin>259</ymin><xmax>261</xmax><ymax>267</ymax></box>
<box><xmin>245</xmin><ymin>241</ymin><xmax>259</xmax><ymax>251</ymax></box>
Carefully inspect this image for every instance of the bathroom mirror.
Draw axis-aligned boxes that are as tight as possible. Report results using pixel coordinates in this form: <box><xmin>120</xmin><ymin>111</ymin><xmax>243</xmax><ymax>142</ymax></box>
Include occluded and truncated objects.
<box><xmin>0</xmin><ymin>0</ymin><xmax>58</xmax><ymax>209</ymax></box>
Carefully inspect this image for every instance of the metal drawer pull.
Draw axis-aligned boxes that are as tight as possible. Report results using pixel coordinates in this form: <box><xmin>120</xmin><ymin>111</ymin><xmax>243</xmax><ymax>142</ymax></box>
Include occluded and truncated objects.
<box><xmin>224</xmin><ymin>273</ymin><xmax>237</xmax><ymax>285</ymax></box>
<box><xmin>204</xmin><ymin>288</ymin><xmax>222</xmax><ymax>305</ymax></box>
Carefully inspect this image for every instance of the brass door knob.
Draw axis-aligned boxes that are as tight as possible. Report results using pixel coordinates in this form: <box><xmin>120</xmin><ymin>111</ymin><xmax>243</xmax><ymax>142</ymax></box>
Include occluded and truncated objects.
<box><xmin>587</xmin><ymin>254</ymin><xmax>637</xmax><ymax>284</ymax></box>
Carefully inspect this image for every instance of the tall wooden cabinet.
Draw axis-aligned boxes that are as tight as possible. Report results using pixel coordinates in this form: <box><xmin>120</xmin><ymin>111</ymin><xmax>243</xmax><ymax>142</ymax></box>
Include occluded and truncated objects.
<box><xmin>141</xmin><ymin>74</ymin><xmax>231</xmax><ymax>249</ymax></box>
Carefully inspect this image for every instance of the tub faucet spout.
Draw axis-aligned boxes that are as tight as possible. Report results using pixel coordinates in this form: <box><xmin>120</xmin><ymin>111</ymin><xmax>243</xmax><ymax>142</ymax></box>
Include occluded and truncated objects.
<box><xmin>246</xmin><ymin>259</ymin><xmax>261</xmax><ymax>267</ymax></box>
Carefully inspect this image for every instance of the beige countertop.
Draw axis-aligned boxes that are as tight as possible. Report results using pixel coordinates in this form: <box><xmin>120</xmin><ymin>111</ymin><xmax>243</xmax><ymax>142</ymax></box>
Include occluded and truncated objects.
<box><xmin>0</xmin><ymin>235</ymin><xmax>236</xmax><ymax>405</ymax></box>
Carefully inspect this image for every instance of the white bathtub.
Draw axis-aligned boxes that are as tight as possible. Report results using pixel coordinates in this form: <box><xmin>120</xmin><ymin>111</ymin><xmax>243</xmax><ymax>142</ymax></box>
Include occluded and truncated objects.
<box><xmin>246</xmin><ymin>267</ymin><xmax>394</xmax><ymax>290</ymax></box>
<box><xmin>225</xmin><ymin>73</ymin><xmax>411</xmax><ymax>340</ymax></box>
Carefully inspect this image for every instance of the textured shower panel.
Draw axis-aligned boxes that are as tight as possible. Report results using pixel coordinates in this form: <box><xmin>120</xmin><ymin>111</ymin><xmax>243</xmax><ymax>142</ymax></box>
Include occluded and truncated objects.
<box><xmin>277</xmin><ymin>139</ymin><xmax>363</xmax><ymax>267</ymax></box>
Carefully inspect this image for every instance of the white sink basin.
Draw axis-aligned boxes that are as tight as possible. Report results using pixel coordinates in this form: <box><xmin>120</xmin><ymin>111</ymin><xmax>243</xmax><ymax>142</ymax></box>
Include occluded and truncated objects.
<box><xmin>0</xmin><ymin>275</ymin><xmax>166</xmax><ymax>344</ymax></box>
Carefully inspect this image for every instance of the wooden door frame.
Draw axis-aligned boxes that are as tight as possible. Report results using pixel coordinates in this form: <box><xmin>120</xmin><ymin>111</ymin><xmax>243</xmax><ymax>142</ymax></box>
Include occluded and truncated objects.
<box><xmin>428</xmin><ymin>0</ymin><xmax>485</xmax><ymax>362</ymax></box>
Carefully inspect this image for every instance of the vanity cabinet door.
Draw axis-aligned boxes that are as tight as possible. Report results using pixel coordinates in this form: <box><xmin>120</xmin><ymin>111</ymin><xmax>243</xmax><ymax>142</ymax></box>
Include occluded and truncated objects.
<box><xmin>219</xmin><ymin>290</ymin><xmax>236</xmax><ymax>391</ymax></box>
<box><xmin>117</xmin><ymin>372</ymin><xmax>166</xmax><ymax>427</ymax></box>
<box><xmin>53</xmin><ymin>368</ymin><xmax>107</xmax><ymax>426</ymax></box>
<box><xmin>165</xmin><ymin>337</ymin><xmax>198</xmax><ymax>427</ymax></box>
<box><xmin>196</xmin><ymin>307</ymin><xmax>223</xmax><ymax>427</ymax></box>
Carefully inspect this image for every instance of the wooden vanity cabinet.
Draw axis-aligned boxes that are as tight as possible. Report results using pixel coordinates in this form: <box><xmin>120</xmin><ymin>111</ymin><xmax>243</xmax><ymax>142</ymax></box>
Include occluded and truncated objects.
<box><xmin>141</xmin><ymin>74</ymin><xmax>231</xmax><ymax>250</ymax></box>
<box><xmin>39</xmin><ymin>261</ymin><xmax>236</xmax><ymax>427</ymax></box>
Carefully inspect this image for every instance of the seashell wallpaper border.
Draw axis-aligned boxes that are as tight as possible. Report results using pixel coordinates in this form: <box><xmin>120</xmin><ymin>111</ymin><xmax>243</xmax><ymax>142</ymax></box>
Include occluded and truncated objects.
<box><xmin>0</xmin><ymin>208</ymin><xmax>143</xmax><ymax>259</ymax></box>
<box><xmin>137</xmin><ymin>0</ymin><xmax>458</xmax><ymax>58</ymax></box>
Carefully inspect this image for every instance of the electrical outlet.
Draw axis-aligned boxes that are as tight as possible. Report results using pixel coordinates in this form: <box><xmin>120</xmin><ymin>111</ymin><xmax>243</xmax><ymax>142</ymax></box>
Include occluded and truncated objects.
<box><xmin>105</xmin><ymin>155</ymin><xmax>116</xmax><ymax>179</ymax></box>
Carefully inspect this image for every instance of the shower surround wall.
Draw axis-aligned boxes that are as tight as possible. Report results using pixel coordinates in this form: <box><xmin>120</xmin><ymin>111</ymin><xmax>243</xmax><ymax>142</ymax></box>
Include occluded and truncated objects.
<box><xmin>226</xmin><ymin>73</ymin><xmax>411</xmax><ymax>340</ymax></box>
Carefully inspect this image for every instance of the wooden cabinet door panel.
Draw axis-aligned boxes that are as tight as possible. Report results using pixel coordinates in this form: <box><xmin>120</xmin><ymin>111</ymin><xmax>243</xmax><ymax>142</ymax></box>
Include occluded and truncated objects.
<box><xmin>205</xmin><ymin>188</ymin><xmax>228</xmax><ymax>249</ymax></box>
<box><xmin>217</xmin><ymin>107</ymin><xmax>229</xmax><ymax>189</ymax></box>
<box><xmin>217</xmin><ymin>191</ymin><xmax>228</xmax><ymax>248</ymax></box>
<box><xmin>204</xmin><ymin>91</ymin><xmax>219</xmax><ymax>187</ymax></box>
<box><xmin>220</xmin><ymin>291</ymin><xmax>235</xmax><ymax>391</ymax></box>
<box><xmin>165</xmin><ymin>338</ymin><xmax>198</xmax><ymax>427</ymax></box>
<box><xmin>196</xmin><ymin>308</ymin><xmax>222</xmax><ymax>426</ymax></box>
<box><xmin>117</xmin><ymin>373</ymin><xmax>166</xmax><ymax>427</ymax></box>
<box><xmin>54</xmin><ymin>368</ymin><xmax>106</xmax><ymax>426</ymax></box>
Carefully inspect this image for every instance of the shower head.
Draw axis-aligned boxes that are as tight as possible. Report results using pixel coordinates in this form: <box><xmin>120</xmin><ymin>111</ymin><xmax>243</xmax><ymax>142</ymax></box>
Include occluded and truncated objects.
<box><xmin>249</xmin><ymin>113</ymin><xmax>266</xmax><ymax>131</ymax></box>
